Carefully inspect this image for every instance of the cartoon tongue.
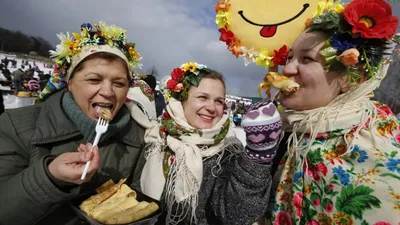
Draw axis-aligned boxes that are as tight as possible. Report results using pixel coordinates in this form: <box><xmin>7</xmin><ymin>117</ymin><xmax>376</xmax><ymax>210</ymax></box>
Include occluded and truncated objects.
<box><xmin>260</xmin><ymin>25</ymin><xmax>277</xmax><ymax>38</ymax></box>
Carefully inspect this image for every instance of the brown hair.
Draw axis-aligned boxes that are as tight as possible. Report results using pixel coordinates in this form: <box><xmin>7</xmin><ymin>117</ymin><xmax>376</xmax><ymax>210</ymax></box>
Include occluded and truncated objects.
<box><xmin>199</xmin><ymin>70</ymin><xmax>226</xmax><ymax>92</ymax></box>
<box><xmin>70</xmin><ymin>52</ymin><xmax>129</xmax><ymax>80</ymax></box>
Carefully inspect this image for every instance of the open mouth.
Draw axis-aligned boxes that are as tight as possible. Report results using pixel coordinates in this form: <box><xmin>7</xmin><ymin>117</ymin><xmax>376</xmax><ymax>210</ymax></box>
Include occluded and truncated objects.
<box><xmin>198</xmin><ymin>114</ymin><xmax>214</xmax><ymax>123</ymax></box>
<box><xmin>238</xmin><ymin>3</ymin><xmax>310</xmax><ymax>38</ymax></box>
<box><xmin>92</xmin><ymin>103</ymin><xmax>114</xmax><ymax>118</ymax></box>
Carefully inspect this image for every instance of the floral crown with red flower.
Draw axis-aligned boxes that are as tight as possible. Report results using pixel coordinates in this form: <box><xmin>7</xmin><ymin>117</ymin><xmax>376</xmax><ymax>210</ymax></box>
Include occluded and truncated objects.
<box><xmin>306</xmin><ymin>0</ymin><xmax>399</xmax><ymax>83</ymax></box>
<box><xmin>161</xmin><ymin>62</ymin><xmax>211</xmax><ymax>102</ymax></box>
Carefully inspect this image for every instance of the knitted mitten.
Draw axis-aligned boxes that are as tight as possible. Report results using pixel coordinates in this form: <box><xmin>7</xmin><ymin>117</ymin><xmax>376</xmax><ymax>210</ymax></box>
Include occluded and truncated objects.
<box><xmin>242</xmin><ymin>100</ymin><xmax>283</xmax><ymax>164</ymax></box>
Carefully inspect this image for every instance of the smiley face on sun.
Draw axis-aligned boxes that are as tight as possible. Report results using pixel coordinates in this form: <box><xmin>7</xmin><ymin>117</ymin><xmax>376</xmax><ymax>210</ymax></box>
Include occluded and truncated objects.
<box><xmin>216</xmin><ymin>0</ymin><xmax>321</xmax><ymax>68</ymax></box>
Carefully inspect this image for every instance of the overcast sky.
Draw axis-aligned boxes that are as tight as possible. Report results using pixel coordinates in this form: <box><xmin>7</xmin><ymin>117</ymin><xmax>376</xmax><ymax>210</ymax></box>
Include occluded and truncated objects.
<box><xmin>1</xmin><ymin>0</ymin><xmax>399</xmax><ymax>97</ymax></box>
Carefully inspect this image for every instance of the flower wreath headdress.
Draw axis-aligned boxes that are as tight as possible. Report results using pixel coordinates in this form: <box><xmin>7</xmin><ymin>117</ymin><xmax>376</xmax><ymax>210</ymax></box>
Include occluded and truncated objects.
<box><xmin>306</xmin><ymin>0</ymin><xmax>399</xmax><ymax>83</ymax></box>
<box><xmin>161</xmin><ymin>62</ymin><xmax>211</xmax><ymax>102</ymax></box>
<box><xmin>35</xmin><ymin>21</ymin><xmax>142</xmax><ymax>103</ymax></box>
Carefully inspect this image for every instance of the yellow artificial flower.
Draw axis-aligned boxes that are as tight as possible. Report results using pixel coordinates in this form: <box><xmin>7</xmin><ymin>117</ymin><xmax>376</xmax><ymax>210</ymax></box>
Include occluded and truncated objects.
<box><xmin>107</xmin><ymin>24</ymin><xmax>127</xmax><ymax>40</ymax></box>
<box><xmin>314</xmin><ymin>0</ymin><xmax>344</xmax><ymax>17</ymax></box>
<box><xmin>333</xmin><ymin>3</ymin><xmax>344</xmax><ymax>14</ymax></box>
<box><xmin>216</xmin><ymin>11</ymin><xmax>231</xmax><ymax>28</ymax></box>
<box><xmin>128</xmin><ymin>47</ymin><xmax>141</xmax><ymax>60</ymax></box>
<box><xmin>72</xmin><ymin>32</ymin><xmax>82</xmax><ymax>43</ymax></box>
<box><xmin>181</xmin><ymin>62</ymin><xmax>197</xmax><ymax>73</ymax></box>
<box><xmin>255</xmin><ymin>49</ymin><xmax>274</xmax><ymax>68</ymax></box>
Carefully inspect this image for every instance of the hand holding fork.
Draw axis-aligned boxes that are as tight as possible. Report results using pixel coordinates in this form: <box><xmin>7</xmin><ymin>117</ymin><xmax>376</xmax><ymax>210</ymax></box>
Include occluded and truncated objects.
<box><xmin>47</xmin><ymin>117</ymin><xmax>108</xmax><ymax>185</ymax></box>
<box><xmin>80</xmin><ymin>117</ymin><xmax>109</xmax><ymax>180</ymax></box>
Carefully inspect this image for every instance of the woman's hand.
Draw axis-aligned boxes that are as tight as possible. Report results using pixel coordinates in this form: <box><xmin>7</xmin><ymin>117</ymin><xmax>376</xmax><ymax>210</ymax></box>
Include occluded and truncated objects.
<box><xmin>242</xmin><ymin>100</ymin><xmax>283</xmax><ymax>164</ymax></box>
<box><xmin>48</xmin><ymin>143</ymin><xmax>100</xmax><ymax>184</ymax></box>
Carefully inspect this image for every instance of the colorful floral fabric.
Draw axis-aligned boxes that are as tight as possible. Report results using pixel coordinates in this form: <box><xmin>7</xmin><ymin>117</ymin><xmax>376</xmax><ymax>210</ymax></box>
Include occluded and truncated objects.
<box><xmin>132</xmin><ymin>80</ymin><xmax>154</xmax><ymax>102</ymax></box>
<box><xmin>270</xmin><ymin>103</ymin><xmax>400</xmax><ymax>225</ymax></box>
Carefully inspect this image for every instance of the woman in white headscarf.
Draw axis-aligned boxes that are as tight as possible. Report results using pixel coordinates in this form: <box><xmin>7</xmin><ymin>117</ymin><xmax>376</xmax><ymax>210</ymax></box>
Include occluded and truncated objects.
<box><xmin>136</xmin><ymin>62</ymin><xmax>284</xmax><ymax>225</ymax></box>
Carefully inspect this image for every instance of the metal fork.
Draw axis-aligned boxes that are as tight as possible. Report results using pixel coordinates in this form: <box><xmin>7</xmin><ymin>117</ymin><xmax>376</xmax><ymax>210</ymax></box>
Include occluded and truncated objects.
<box><xmin>80</xmin><ymin>117</ymin><xmax>109</xmax><ymax>180</ymax></box>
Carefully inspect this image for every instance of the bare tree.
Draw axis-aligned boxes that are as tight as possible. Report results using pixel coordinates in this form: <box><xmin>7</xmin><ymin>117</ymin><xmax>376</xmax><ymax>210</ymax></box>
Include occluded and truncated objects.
<box><xmin>146</xmin><ymin>65</ymin><xmax>159</xmax><ymax>78</ymax></box>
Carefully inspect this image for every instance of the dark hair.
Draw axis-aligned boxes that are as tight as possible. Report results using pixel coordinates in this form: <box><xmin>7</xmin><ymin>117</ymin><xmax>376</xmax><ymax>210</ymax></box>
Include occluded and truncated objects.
<box><xmin>142</xmin><ymin>74</ymin><xmax>157</xmax><ymax>90</ymax></box>
<box><xmin>71</xmin><ymin>52</ymin><xmax>129</xmax><ymax>79</ymax></box>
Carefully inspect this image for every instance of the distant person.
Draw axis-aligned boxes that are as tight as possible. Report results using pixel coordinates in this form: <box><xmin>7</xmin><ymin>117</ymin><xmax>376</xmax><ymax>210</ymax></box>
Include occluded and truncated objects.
<box><xmin>1</xmin><ymin>65</ymin><xmax>12</xmax><ymax>81</ymax></box>
<box><xmin>12</xmin><ymin>65</ymin><xmax>25</xmax><ymax>95</ymax></box>
<box><xmin>142</xmin><ymin>74</ymin><xmax>166</xmax><ymax>117</ymax></box>
<box><xmin>0</xmin><ymin>61</ymin><xmax>12</xmax><ymax>81</ymax></box>
<box><xmin>0</xmin><ymin>90</ymin><xmax>4</xmax><ymax>115</ymax></box>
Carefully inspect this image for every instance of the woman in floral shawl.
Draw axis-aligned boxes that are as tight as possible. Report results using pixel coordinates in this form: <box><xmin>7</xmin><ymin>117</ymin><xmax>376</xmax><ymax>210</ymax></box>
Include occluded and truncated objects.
<box><xmin>267</xmin><ymin>0</ymin><xmax>400</xmax><ymax>224</ymax></box>
<box><xmin>139</xmin><ymin>62</ymin><xmax>284</xmax><ymax>225</ymax></box>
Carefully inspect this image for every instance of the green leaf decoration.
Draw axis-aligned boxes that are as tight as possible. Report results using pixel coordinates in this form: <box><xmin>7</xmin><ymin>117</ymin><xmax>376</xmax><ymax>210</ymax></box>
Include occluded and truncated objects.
<box><xmin>189</xmin><ymin>74</ymin><xmax>203</xmax><ymax>87</ymax></box>
<box><xmin>320</xmin><ymin>46</ymin><xmax>338</xmax><ymax>58</ymax></box>
<box><xmin>390</xmin><ymin>151</ymin><xmax>398</xmax><ymax>158</ymax></box>
<box><xmin>346</xmin><ymin>66</ymin><xmax>362</xmax><ymax>84</ymax></box>
<box><xmin>308</xmin><ymin>150</ymin><xmax>324</xmax><ymax>166</ymax></box>
<box><xmin>322</xmin><ymin>198</ymin><xmax>334</xmax><ymax>210</ymax></box>
<box><xmin>310</xmin><ymin>11</ymin><xmax>340</xmax><ymax>32</ymax></box>
<box><xmin>361</xmin><ymin>220</ymin><xmax>370</xmax><ymax>225</ymax></box>
<box><xmin>310</xmin><ymin>193</ymin><xmax>321</xmax><ymax>202</ymax></box>
<box><xmin>279</xmin><ymin>203</ymin><xmax>286</xmax><ymax>211</ymax></box>
<box><xmin>380</xmin><ymin>173</ymin><xmax>400</xmax><ymax>181</ymax></box>
<box><xmin>375</xmin><ymin>163</ymin><xmax>385</xmax><ymax>168</ymax></box>
<box><xmin>213</xmin><ymin>119</ymin><xmax>230</xmax><ymax>144</ymax></box>
<box><xmin>127</xmin><ymin>42</ymin><xmax>135</xmax><ymax>48</ymax></box>
<box><xmin>335</xmin><ymin>184</ymin><xmax>382</xmax><ymax>220</ymax></box>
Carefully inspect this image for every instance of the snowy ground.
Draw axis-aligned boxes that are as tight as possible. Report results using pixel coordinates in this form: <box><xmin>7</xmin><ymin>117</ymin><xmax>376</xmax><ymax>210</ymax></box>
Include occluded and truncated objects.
<box><xmin>233</xmin><ymin>127</ymin><xmax>246</xmax><ymax>146</ymax></box>
<box><xmin>2</xmin><ymin>94</ymin><xmax>35</xmax><ymax>109</ymax></box>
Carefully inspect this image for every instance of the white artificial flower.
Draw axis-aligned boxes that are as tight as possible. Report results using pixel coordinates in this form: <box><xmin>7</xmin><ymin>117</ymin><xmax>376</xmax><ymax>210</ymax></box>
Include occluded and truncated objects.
<box><xmin>240</xmin><ymin>46</ymin><xmax>258</xmax><ymax>66</ymax></box>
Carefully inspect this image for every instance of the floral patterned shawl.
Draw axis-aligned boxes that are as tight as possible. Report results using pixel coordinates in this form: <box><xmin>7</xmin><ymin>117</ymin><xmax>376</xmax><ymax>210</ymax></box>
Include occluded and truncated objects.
<box><xmin>268</xmin><ymin>64</ymin><xmax>400</xmax><ymax>224</ymax></box>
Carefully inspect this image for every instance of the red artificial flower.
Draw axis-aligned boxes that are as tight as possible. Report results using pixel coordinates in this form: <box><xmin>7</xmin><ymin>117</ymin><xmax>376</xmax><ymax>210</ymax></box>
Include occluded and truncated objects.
<box><xmin>219</xmin><ymin>28</ymin><xmax>235</xmax><ymax>45</ymax></box>
<box><xmin>162</xmin><ymin>112</ymin><xmax>171</xmax><ymax>120</ymax></box>
<box><xmin>344</xmin><ymin>0</ymin><xmax>398</xmax><ymax>40</ymax></box>
<box><xmin>272</xmin><ymin>45</ymin><xmax>288</xmax><ymax>66</ymax></box>
<box><xmin>167</xmin><ymin>79</ymin><xmax>177</xmax><ymax>91</ymax></box>
<box><xmin>161</xmin><ymin>126</ymin><xmax>167</xmax><ymax>136</ymax></box>
<box><xmin>173</xmin><ymin>83</ymin><xmax>184</xmax><ymax>92</ymax></box>
<box><xmin>228</xmin><ymin>39</ymin><xmax>243</xmax><ymax>58</ymax></box>
<box><xmin>170</xmin><ymin>68</ymin><xmax>185</xmax><ymax>82</ymax></box>
<box><xmin>215</xmin><ymin>1</ymin><xmax>231</xmax><ymax>12</ymax></box>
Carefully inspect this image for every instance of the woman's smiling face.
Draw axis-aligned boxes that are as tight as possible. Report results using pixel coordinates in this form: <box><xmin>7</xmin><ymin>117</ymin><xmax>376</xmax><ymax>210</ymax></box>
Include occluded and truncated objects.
<box><xmin>280</xmin><ymin>31</ymin><xmax>348</xmax><ymax>110</ymax></box>
<box><xmin>182</xmin><ymin>78</ymin><xmax>226</xmax><ymax>129</ymax></box>
<box><xmin>68</xmin><ymin>53</ymin><xmax>130</xmax><ymax>121</ymax></box>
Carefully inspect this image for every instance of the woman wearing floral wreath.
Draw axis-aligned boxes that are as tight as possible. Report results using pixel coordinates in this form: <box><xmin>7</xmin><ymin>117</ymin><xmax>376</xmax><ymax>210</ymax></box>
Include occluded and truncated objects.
<box><xmin>139</xmin><ymin>61</ymin><xmax>284</xmax><ymax>224</ymax></box>
<box><xmin>0</xmin><ymin>22</ymin><xmax>146</xmax><ymax>224</ymax></box>
<box><xmin>267</xmin><ymin>0</ymin><xmax>400</xmax><ymax>224</ymax></box>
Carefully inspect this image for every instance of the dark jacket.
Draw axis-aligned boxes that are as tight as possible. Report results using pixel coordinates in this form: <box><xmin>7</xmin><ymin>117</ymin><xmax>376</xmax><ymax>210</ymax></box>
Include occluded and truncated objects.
<box><xmin>0</xmin><ymin>90</ymin><xmax>4</xmax><ymax>115</ymax></box>
<box><xmin>0</xmin><ymin>90</ymin><xmax>146</xmax><ymax>225</ymax></box>
<box><xmin>157</xmin><ymin>142</ymin><xmax>273</xmax><ymax>225</ymax></box>
<box><xmin>155</xmin><ymin>90</ymin><xmax>166</xmax><ymax>118</ymax></box>
<box><xmin>12</xmin><ymin>68</ymin><xmax>25</xmax><ymax>81</ymax></box>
